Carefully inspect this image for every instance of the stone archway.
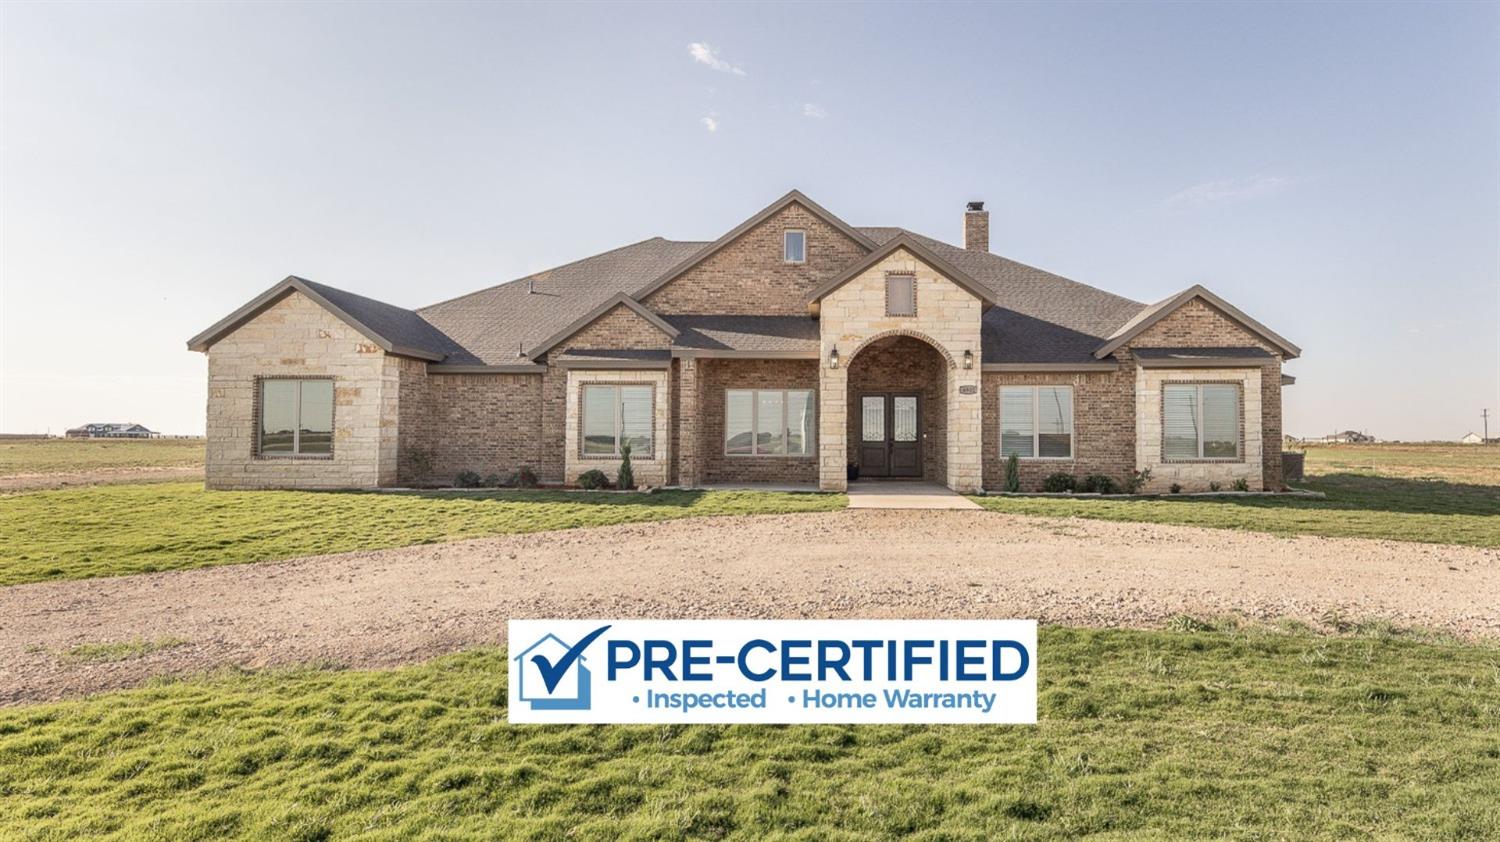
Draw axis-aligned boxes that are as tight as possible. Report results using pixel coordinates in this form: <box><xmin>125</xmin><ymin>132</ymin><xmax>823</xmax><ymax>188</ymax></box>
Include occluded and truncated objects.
<box><xmin>844</xmin><ymin>335</ymin><xmax>951</xmax><ymax>483</ymax></box>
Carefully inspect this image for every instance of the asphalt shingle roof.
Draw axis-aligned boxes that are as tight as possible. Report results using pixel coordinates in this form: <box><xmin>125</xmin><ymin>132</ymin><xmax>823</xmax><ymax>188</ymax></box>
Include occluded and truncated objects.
<box><xmin>664</xmin><ymin>315</ymin><xmax>820</xmax><ymax>353</ymax></box>
<box><xmin>294</xmin><ymin>278</ymin><xmax>468</xmax><ymax>360</ymax></box>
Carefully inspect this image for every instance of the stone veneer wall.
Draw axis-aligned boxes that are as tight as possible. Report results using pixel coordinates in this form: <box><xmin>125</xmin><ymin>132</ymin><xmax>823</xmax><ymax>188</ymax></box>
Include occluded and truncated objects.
<box><xmin>981</xmin><ymin>368</ymin><xmax>1136</xmax><ymax>491</ymax></box>
<box><xmin>818</xmin><ymin>248</ymin><xmax>984</xmax><ymax>492</ymax></box>
<box><xmin>1135</xmin><ymin>366</ymin><xmax>1263</xmax><ymax>492</ymax></box>
<box><xmin>1121</xmin><ymin>297</ymin><xmax>1284</xmax><ymax>487</ymax></box>
<box><xmin>563</xmin><ymin>368</ymin><xmax>672</xmax><ymax>487</ymax></box>
<box><xmin>846</xmin><ymin>336</ymin><xmax>948</xmax><ymax>482</ymax></box>
<box><xmin>695</xmin><ymin>358</ymin><xmax>820</xmax><ymax>485</ymax></box>
<box><xmin>643</xmin><ymin>202</ymin><xmax>869</xmax><ymax>316</ymax></box>
<box><xmin>204</xmin><ymin>291</ymin><xmax>399</xmax><ymax>489</ymax></box>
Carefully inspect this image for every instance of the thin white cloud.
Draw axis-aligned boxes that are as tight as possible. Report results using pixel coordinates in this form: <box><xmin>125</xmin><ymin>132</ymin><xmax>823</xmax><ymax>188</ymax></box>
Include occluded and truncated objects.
<box><xmin>1164</xmin><ymin>175</ymin><xmax>1296</xmax><ymax>209</ymax></box>
<box><xmin>688</xmin><ymin>42</ymin><xmax>746</xmax><ymax>76</ymax></box>
<box><xmin>800</xmin><ymin>103</ymin><xmax>827</xmax><ymax>119</ymax></box>
<box><xmin>700</xmin><ymin>115</ymin><xmax>719</xmax><ymax>133</ymax></box>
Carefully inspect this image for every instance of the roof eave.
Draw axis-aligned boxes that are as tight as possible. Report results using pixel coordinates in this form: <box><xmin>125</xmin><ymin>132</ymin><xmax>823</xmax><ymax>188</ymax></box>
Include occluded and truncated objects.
<box><xmin>1093</xmin><ymin>285</ymin><xmax>1301</xmax><ymax>360</ymax></box>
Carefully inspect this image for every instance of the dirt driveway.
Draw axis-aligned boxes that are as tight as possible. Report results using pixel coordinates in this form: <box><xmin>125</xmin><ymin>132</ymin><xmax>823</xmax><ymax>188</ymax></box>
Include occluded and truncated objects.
<box><xmin>2</xmin><ymin>510</ymin><xmax>1496</xmax><ymax>704</ymax></box>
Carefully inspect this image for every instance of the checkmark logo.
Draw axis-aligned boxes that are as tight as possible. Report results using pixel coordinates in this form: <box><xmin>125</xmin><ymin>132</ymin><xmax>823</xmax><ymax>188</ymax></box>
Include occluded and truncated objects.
<box><xmin>530</xmin><ymin>624</ymin><xmax>612</xmax><ymax>695</ymax></box>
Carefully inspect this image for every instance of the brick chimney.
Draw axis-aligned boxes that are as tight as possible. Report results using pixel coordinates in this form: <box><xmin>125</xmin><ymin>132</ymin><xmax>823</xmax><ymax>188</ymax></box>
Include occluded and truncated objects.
<box><xmin>964</xmin><ymin>201</ymin><xmax>989</xmax><ymax>252</ymax></box>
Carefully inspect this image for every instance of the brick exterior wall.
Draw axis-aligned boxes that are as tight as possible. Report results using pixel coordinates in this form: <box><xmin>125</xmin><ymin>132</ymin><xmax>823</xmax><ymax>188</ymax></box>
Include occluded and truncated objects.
<box><xmin>643</xmin><ymin>203</ymin><xmax>869</xmax><ymax>315</ymax></box>
<box><xmin>564</xmin><ymin>368</ymin><xmax>672</xmax><ymax>487</ymax></box>
<box><xmin>1121</xmin><ymin>297</ymin><xmax>1284</xmax><ymax>487</ymax></box>
<box><xmin>396</xmin><ymin>361</ymin><xmax>545</xmax><ymax>485</ymax></box>
<box><xmin>847</xmin><ymin>336</ymin><xmax>948</xmax><ymax>482</ymax></box>
<box><xmin>557</xmin><ymin>303</ymin><xmax>673</xmax><ymax>351</ymax></box>
<box><xmin>981</xmin><ymin>368</ymin><xmax>1137</xmax><ymax>491</ymax></box>
<box><xmin>695</xmin><ymin>358</ymin><xmax>820</xmax><ymax>485</ymax></box>
<box><xmin>204</xmin><ymin>291</ymin><xmax>399</xmax><ymax>489</ymax></box>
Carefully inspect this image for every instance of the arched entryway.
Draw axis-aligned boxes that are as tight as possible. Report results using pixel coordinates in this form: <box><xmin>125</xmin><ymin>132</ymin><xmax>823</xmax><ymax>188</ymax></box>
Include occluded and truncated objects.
<box><xmin>844</xmin><ymin>334</ymin><xmax>950</xmax><ymax>482</ymax></box>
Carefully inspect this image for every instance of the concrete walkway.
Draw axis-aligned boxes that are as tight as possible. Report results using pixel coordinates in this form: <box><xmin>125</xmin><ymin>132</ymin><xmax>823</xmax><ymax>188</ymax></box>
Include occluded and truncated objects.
<box><xmin>845</xmin><ymin>481</ymin><xmax>982</xmax><ymax>509</ymax></box>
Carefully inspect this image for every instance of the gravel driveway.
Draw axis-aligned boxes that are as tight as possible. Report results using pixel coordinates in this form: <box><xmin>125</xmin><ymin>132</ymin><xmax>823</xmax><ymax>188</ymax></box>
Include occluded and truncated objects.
<box><xmin>2</xmin><ymin>510</ymin><xmax>1496</xmax><ymax>704</ymax></box>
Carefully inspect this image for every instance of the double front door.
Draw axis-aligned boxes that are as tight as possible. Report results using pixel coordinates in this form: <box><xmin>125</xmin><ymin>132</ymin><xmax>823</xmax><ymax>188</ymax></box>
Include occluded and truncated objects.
<box><xmin>859</xmin><ymin>393</ymin><xmax>921</xmax><ymax>477</ymax></box>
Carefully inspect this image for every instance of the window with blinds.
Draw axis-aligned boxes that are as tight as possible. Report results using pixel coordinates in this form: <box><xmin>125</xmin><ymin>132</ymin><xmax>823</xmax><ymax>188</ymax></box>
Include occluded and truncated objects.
<box><xmin>725</xmin><ymin>389</ymin><xmax>815</xmax><ymax>456</ymax></box>
<box><xmin>1163</xmin><ymin>383</ymin><xmax>1239</xmax><ymax>460</ymax></box>
<box><xmin>1000</xmin><ymin>386</ymin><xmax>1073</xmax><ymax>458</ymax></box>
<box><xmin>885</xmin><ymin>273</ymin><xmax>916</xmax><ymax>316</ymax></box>
<box><xmin>581</xmin><ymin>384</ymin><xmax>653</xmax><ymax>457</ymax></box>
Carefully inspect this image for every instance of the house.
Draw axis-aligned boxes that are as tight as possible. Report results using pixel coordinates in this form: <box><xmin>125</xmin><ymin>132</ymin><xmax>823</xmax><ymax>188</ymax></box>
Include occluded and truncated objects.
<box><xmin>64</xmin><ymin>422</ymin><xmax>158</xmax><ymax>439</ymax></box>
<box><xmin>1309</xmin><ymin>430</ymin><xmax>1376</xmax><ymax>444</ymax></box>
<box><xmin>187</xmin><ymin>190</ymin><xmax>1300</xmax><ymax>493</ymax></box>
<box><xmin>1460</xmin><ymin>432</ymin><xmax>1483</xmax><ymax>444</ymax></box>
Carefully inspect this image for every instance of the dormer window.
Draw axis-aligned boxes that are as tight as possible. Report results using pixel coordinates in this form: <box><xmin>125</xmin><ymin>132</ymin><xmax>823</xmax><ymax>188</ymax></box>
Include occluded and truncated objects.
<box><xmin>783</xmin><ymin>229</ymin><xmax>806</xmax><ymax>263</ymax></box>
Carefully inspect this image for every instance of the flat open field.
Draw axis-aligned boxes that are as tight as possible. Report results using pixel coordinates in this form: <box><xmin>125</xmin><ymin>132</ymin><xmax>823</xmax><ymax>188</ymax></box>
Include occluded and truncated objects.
<box><xmin>2</xmin><ymin>628</ymin><xmax>1495</xmax><ymax>840</ymax></box>
<box><xmin>0</xmin><ymin>438</ymin><xmax>205</xmax><ymax>491</ymax></box>
<box><xmin>1302</xmin><ymin>441</ymin><xmax>1500</xmax><ymax>485</ymax></box>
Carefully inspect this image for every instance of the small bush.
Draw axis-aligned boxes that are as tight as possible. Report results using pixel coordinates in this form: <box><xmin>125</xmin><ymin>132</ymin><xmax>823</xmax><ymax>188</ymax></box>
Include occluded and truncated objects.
<box><xmin>1125</xmin><ymin>467</ymin><xmax>1152</xmax><ymax>494</ymax></box>
<box><xmin>1209</xmin><ymin>481</ymin><xmax>1222</xmax><ymax>492</ymax></box>
<box><xmin>1233</xmin><ymin>478</ymin><xmax>1250</xmax><ymax>492</ymax></box>
<box><xmin>1042</xmin><ymin>472</ymin><xmax>1076</xmax><ymax>493</ymax></box>
<box><xmin>402</xmin><ymin>446</ymin><xmax>435</xmax><ymax>482</ymax></box>
<box><xmin>1169</xmin><ymin>483</ymin><xmax>1183</xmax><ymax>494</ymax></box>
<box><xmin>1004</xmin><ymin>453</ymin><xmax>1020</xmax><ymax>493</ymax></box>
<box><xmin>508</xmin><ymin>466</ymin><xmax>539</xmax><ymax>489</ymax></box>
<box><xmin>1079</xmin><ymin>474</ymin><xmax>1119</xmax><ymax>494</ymax></box>
<box><xmin>454</xmin><ymin>470</ymin><xmax>483</xmax><ymax>488</ymax></box>
<box><xmin>577</xmin><ymin>469</ymin><xmax>610</xmax><ymax>490</ymax></box>
<box><xmin>482</xmin><ymin>473</ymin><xmax>504</xmax><ymax>488</ymax></box>
<box><xmin>617</xmin><ymin>442</ymin><xmax>636</xmax><ymax>490</ymax></box>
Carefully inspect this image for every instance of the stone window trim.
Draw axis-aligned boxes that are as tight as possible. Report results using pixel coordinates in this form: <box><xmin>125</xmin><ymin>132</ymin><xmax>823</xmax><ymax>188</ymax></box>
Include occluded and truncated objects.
<box><xmin>252</xmin><ymin>375</ymin><xmax>335</xmax><ymax>461</ymax></box>
<box><xmin>1159</xmin><ymin>380</ymin><xmax>1244</xmax><ymax>463</ymax></box>
<box><xmin>884</xmin><ymin>271</ymin><xmax>917</xmax><ymax>317</ymax></box>
<box><xmin>783</xmin><ymin>229</ymin><xmax>806</xmax><ymax>264</ymax></box>
<box><xmin>998</xmin><ymin>384</ymin><xmax>1075</xmax><ymax>460</ymax></box>
<box><xmin>723</xmin><ymin>387</ymin><xmax>818</xmax><ymax>458</ymax></box>
<box><xmin>577</xmin><ymin>380</ymin><xmax>656</xmax><ymax>460</ymax></box>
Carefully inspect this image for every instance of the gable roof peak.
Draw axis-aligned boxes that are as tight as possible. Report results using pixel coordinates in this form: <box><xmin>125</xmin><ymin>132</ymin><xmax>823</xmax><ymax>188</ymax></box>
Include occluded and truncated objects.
<box><xmin>803</xmin><ymin>232</ymin><xmax>998</xmax><ymax>308</ymax></box>
<box><xmin>1093</xmin><ymin>283</ymin><xmax>1301</xmax><ymax>360</ymax></box>
<box><xmin>632</xmin><ymin>189</ymin><xmax>876</xmax><ymax>302</ymax></box>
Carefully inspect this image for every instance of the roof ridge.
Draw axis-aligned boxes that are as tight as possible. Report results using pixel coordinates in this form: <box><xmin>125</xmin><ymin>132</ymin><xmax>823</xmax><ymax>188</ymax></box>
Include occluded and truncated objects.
<box><xmin>416</xmin><ymin>236</ymin><xmax>676</xmax><ymax>313</ymax></box>
<box><xmin>893</xmin><ymin>228</ymin><xmax>1146</xmax><ymax>311</ymax></box>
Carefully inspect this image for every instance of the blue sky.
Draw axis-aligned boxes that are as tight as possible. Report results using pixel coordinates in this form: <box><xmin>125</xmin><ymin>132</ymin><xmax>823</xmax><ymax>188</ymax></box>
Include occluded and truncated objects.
<box><xmin>2</xmin><ymin>1</ymin><xmax>1495</xmax><ymax>439</ymax></box>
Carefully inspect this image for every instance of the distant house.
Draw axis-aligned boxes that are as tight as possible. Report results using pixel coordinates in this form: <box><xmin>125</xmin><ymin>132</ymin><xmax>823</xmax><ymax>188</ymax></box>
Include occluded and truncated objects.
<box><xmin>64</xmin><ymin>423</ymin><xmax>158</xmax><ymax>439</ymax></box>
<box><xmin>1460</xmin><ymin>432</ymin><xmax>1484</xmax><ymax>445</ymax></box>
<box><xmin>1309</xmin><ymin>430</ymin><xmax>1375</xmax><ymax>444</ymax></box>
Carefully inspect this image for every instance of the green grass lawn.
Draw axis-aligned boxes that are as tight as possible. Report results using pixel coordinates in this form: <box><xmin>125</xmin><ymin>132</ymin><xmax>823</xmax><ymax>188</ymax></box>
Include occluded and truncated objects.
<box><xmin>2</xmin><ymin>625</ymin><xmax>1495</xmax><ymax>840</ymax></box>
<box><xmin>0</xmin><ymin>438</ymin><xmax>204</xmax><ymax>475</ymax></box>
<box><xmin>0</xmin><ymin>483</ymin><xmax>846</xmax><ymax>586</ymax></box>
<box><xmin>972</xmin><ymin>472</ymin><xmax>1500</xmax><ymax>547</ymax></box>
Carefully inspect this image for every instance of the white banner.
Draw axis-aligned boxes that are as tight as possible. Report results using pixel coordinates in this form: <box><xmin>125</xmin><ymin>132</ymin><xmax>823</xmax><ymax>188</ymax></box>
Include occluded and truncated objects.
<box><xmin>507</xmin><ymin>619</ymin><xmax>1037</xmax><ymax>724</ymax></box>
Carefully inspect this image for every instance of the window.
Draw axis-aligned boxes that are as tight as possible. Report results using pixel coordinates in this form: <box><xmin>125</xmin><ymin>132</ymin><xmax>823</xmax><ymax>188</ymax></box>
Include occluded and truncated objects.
<box><xmin>726</xmin><ymin>389</ymin><xmax>815</xmax><ymax>456</ymax></box>
<box><xmin>999</xmin><ymin>386</ymin><xmax>1073</xmax><ymax>458</ymax></box>
<box><xmin>581</xmin><ymin>384</ymin><xmax>653</xmax><ymax>457</ymax></box>
<box><xmin>783</xmin><ymin>229</ymin><xmax>806</xmax><ymax>263</ymax></box>
<box><xmin>1163</xmin><ymin>383</ymin><xmax>1239</xmax><ymax>460</ymax></box>
<box><xmin>259</xmin><ymin>379</ymin><xmax>333</xmax><ymax>457</ymax></box>
<box><xmin>886</xmin><ymin>273</ymin><xmax>916</xmax><ymax>316</ymax></box>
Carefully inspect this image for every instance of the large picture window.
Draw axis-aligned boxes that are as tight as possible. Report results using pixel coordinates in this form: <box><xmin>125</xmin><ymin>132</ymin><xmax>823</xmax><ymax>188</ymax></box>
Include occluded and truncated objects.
<box><xmin>726</xmin><ymin>389</ymin><xmax>815</xmax><ymax>456</ymax></box>
<box><xmin>582</xmin><ymin>384</ymin><xmax>653</xmax><ymax>457</ymax></box>
<box><xmin>1163</xmin><ymin>383</ymin><xmax>1239</xmax><ymax>460</ymax></box>
<box><xmin>999</xmin><ymin>386</ymin><xmax>1073</xmax><ymax>458</ymax></box>
<box><xmin>259</xmin><ymin>379</ymin><xmax>333</xmax><ymax>457</ymax></box>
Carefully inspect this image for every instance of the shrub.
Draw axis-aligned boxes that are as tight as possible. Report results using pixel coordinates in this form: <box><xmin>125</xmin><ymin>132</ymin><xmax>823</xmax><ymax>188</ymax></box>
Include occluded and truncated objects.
<box><xmin>1233</xmin><ymin>478</ymin><xmax>1250</xmax><ymax>492</ymax></box>
<box><xmin>1209</xmin><ymin>481</ymin><xmax>1222</xmax><ymax>492</ymax></box>
<box><xmin>1079</xmin><ymin>474</ymin><xmax>1119</xmax><ymax>494</ymax></box>
<box><xmin>1169</xmin><ymin>483</ymin><xmax>1183</xmax><ymax>494</ymax></box>
<box><xmin>1004</xmin><ymin>453</ymin><xmax>1020</xmax><ymax>493</ymax></box>
<box><xmin>508</xmin><ymin>466</ymin><xmax>539</xmax><ymax>489</ymax></box>
<box><xmin>402</xmin><ymin>446</ymin><xmax>435</xmax><ymax>483</ymax></box>
<box><xmin>454</xmin><ymin>470</ymin><xmax>483</xmax><ymax>488</ymax></box>
<box><xmin>616</xmin><ymin>442</ymin><xmax>636</xmax><ymax>490</ymax></box>
<box><xmin>1125</xmin><ymin>467</ymin><xmax>1152</xmax><ymax>494</ymax></box>
<box><xmin>482</xmin><ymin>473</ymin><xmax>504</xmax><ymax>488</ymax></box>
<box><xmin>1042</xmin><ymin>472</ymin><xmax>1076</xmax><ymax>493</ymax></box>
<box><xmin>577</xmin><ymin>469</ymin><xmax>610</xmax><ymax>490</ymax></box>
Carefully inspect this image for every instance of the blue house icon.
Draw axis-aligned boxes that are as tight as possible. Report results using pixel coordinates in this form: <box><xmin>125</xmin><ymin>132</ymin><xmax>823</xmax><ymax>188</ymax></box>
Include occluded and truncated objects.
<box><xmin>514</xmin><ymin>633</ymin><xmax>593</xmax><ymax>711</ymax></box>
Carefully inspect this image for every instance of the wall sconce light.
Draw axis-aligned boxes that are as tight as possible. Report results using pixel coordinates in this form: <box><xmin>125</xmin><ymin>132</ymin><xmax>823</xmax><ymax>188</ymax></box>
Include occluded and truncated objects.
<box><xmin>829</xmin><ymin>346</ymin><xmax>840</xmax><ymax>369</ymax></box>
<box><xmin>963</xmin><ymin>349</ymin><xmax>974</xmax><ymax>370</ymax></box>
